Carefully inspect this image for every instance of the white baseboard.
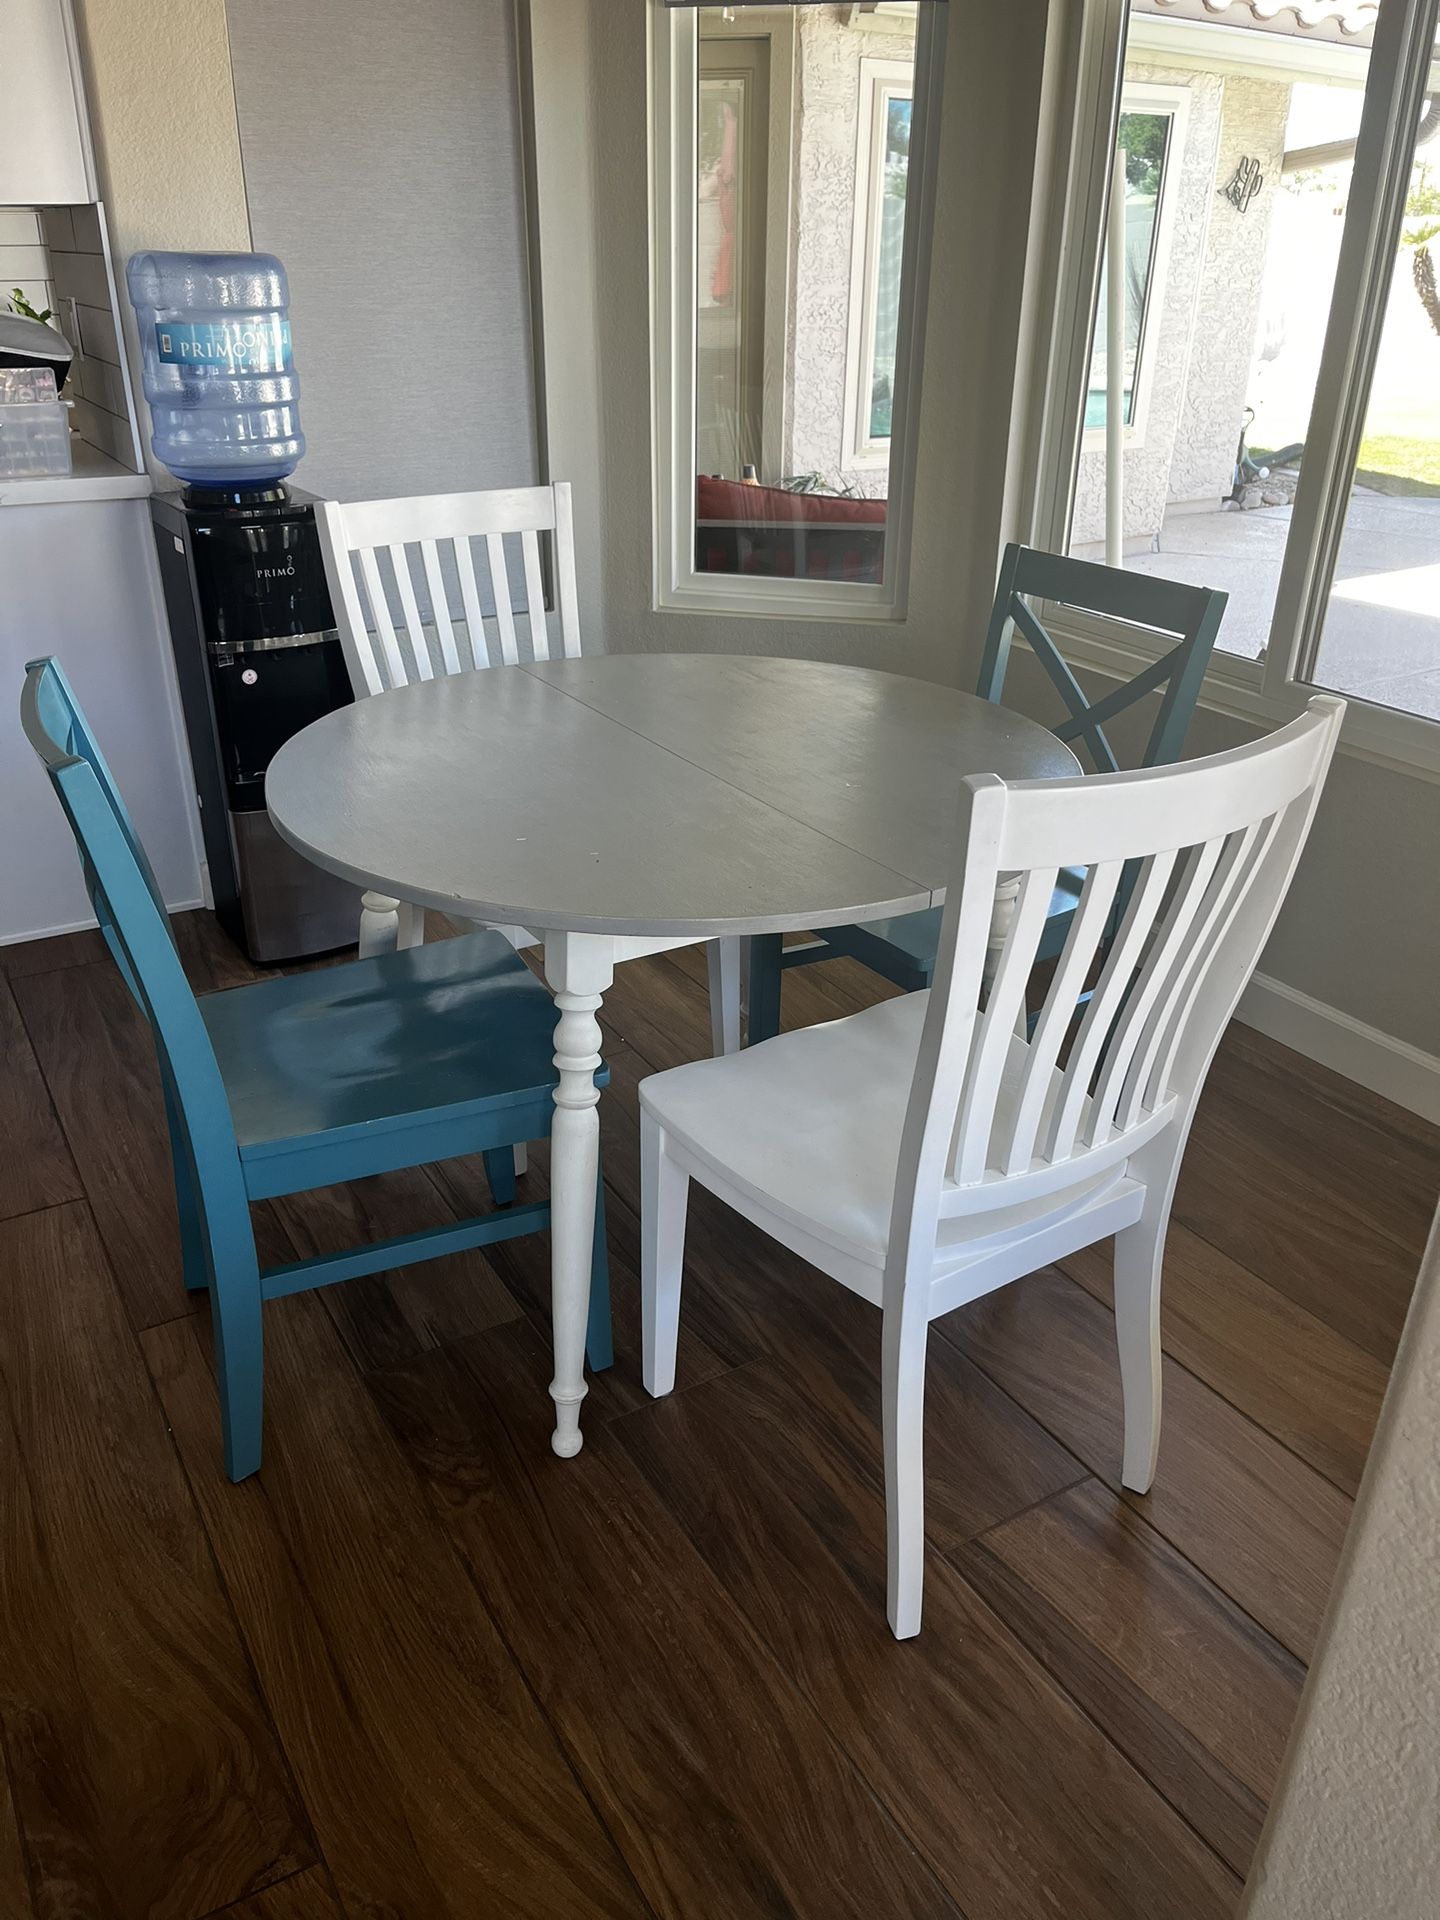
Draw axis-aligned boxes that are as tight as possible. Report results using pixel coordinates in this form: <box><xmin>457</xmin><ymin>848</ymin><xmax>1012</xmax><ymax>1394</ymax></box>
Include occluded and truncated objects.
<box><xmin>1236</xmin><ymin>972</ymin><xmax>1440</xmax><ymax>1126</ymax></box>
<box><xmin>0</xmin><ymin>899</ymin><xmax>205</xmax><ymax>950</ymax></box>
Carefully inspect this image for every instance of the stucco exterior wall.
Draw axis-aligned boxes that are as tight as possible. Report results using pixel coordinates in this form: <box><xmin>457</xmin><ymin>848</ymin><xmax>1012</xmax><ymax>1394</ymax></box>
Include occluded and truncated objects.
<box><xmin>1072</xmin><ymin>65</ymin><xmax>1288</xmax><ymax>547</ymax></box>
<box><xmin>1074</xmin><ymin>66</ymin><xmax>1224</xmax><ymax>546</ymax></box>
<box><xmin>785</xmin><ymin>7</ymin><xmax>916</xmax><ymax>496</ymax></box>
<box><xmin>1240</xmin><ymin>1214</ymin><xmax>1440</xmax><ymax>1919</ymax></box>
<box><xmin>1171</xmin><ymin>74</ymin><xmax>1289</xmax><ymax>507</ymax></box>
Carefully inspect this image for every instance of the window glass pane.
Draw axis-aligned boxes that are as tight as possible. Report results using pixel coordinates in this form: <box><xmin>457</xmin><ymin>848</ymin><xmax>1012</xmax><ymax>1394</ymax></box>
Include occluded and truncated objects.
<box><xmin>694</xmin><ymin>3</ymin><xmax>922</xmax><ymax>587</ymax></box>
<box><xmin>1087</xmin><ymin>111</ymin><xmax>1174</xmax><ymax>431</ymax></box>
<box><xmin>869</xmin><ymin>95</ymin><xmax>912</xmax><ymax>440</ymax></box>
<box><xmin>1312</xmin><ymin>102</ymin><xmax>1440</xmax><ymax>720</ymax></box>
<box><xmin>1069</xmin><ymin>5</ymin><xmax>1371</xmax><ymax>665</ymax></box>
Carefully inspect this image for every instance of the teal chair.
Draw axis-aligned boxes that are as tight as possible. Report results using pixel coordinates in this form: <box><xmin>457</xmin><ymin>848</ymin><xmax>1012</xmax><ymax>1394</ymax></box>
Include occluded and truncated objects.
<box><xmin>22</xmin><ymin>657</ymin><xmax>612</xmax><ymax>1482</ymax></box>
<box><xmin>747</xmin><ymin>545</ymin><xmax>1228</xmax><ymax>1042</ymax></box>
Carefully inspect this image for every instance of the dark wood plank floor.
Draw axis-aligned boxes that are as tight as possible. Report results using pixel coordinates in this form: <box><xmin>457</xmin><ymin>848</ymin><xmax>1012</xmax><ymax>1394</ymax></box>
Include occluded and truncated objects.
<box><xmin>2</xmin><ymin>911</ymin><xmax>1436</xmax><ymax>1920</ymax></box>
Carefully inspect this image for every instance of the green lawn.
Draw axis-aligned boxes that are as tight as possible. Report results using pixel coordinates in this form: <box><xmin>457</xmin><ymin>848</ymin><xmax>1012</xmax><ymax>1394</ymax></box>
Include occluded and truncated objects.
<box><xmin>1354</xmin><ymin>434</ymin><xmax>1440</xmax><ymax>493</ymax></box>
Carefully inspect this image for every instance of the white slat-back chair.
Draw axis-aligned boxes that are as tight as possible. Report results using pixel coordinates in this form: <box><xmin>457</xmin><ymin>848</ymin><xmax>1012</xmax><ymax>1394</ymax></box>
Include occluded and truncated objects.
<box><xmin>316</xmin><ymin>483</ymin><xmax>581</xmax><ymax>957</ymax></box>
<box><xmin>638</xmin><ymin>699</ymin><xmax>1346</xmax><ymax>1638</ymax></box>
<box><xmin>317</xmin><ymin>483</ymin><xmax>746</xmax><ymax>1057</ymax></box>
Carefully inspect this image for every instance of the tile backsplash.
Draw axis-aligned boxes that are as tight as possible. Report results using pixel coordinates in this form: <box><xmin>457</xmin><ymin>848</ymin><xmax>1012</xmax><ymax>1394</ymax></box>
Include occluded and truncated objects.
<box><xmin>1</xmin><ymin>204</ymin><xmax>139</xmax><ymax>473</ymax></box>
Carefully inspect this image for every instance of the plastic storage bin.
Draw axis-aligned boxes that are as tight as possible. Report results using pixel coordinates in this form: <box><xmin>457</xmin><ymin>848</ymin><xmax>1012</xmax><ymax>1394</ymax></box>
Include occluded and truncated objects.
<box><xmin>0</xmin><ymin>396</ymin><xmax>72</xmax><ymax>477</ymax></box>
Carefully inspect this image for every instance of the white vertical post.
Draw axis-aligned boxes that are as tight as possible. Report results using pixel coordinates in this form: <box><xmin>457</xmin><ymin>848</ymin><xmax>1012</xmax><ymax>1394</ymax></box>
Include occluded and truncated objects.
<box><xmin>1106</xmin><ymin>146</ymin><xmax>1128</xmax><ymax>570</ymax></box>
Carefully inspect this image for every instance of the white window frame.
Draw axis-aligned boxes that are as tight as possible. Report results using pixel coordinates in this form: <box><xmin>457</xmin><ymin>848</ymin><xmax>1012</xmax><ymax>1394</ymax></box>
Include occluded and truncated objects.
<box><xmin>1078</xmin><ymin>79</ymin><xmax>1190</xmax><ymax>455</ymax></box>
<box><xmin>842</xmin><ymin>58</ymin><xmax>915</xmax><ymax>472</ymax></box>
<box><xmin>1016</xmin><ymin>0</ymin><xmax>1440</xmax><ymax>783</ymax></box>
<box><xmin>650</xmin><ymin>0</ymin><xmax>947</xmax><ymax>622</ymax></box>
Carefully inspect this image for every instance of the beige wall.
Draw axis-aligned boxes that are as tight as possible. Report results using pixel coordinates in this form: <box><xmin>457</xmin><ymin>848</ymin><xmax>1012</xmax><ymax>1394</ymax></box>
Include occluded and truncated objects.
<box><xmin>1240</xmin><ymin>1212</ymin><xmax>1440</xmax><ymax>1919</ymax></box>
<box><xmin>71</xmin><ymin>0</ymin><xmax>251</xmax><ymax>486</ymax></box>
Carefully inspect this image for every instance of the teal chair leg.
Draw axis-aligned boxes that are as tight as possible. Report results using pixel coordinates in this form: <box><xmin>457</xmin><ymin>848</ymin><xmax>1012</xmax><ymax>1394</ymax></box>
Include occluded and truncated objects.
<box><xmin>586</xmin><ymin>1176</ymin><xmax>614</xmax><ymax>1374</ymax></box>
<box><xmin>210</xmin><ymin>1244</ymin><xmax>265</xmax><ymax>1483</ymax></box>
<box><xmin>483</xmin><ymin>1146</ymin><xmax>518</xmax><ymax>1207</ymax></box>
<box><xmin>747</xmin><ymin>933</ymin><xmax>784</xmax><ymax>1047</ymax></box>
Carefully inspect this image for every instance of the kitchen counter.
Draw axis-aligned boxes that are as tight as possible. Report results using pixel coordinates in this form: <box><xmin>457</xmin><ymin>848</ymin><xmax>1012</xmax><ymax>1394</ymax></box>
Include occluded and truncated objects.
<box><xmin>0</xmin><ymin>437</ymin><xmax>151</xmax><ymax>506</ymax></box>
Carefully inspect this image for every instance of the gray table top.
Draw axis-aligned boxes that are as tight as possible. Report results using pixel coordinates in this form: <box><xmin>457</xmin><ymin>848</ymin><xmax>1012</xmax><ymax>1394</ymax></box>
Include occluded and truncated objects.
<box><xmin>265</xmin><ymin>655</ymin><xmax>1081</xmax><ymax>938</ymax></box>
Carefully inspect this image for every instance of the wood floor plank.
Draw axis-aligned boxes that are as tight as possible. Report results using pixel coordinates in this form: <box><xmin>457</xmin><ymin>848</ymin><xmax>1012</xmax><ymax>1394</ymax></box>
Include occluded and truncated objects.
<box><xmin>940</xmin><ymin>1266</ymin><xmax>1354</xmax><ymax>1660</ymax></box>
<box><xmin>12</xmin><ymin>961</ymin><xmax>290</xmax><ymax>1331</ymax></box>
<box><xmin>433</xmin><ymin>1145</ymin><xmax>739</xmax><ymax>1421</ymax></box>
<box><xmin>203</xmin><ymin>1867</ymin><xmax>342</xmax><ymax>1920</ymax></box>
<box><xmin>0</xmin><ymin>976</ymin><xmax>81</xmax><ymax>1221</ymax></box>
<box><xmin>613</xmin><ymin>1361</ymin><xmax>1239</xmax><ymax>1920</ymax></box>
<box><xmin>1209</xmin><ymin>1024</ymin><xmax>1440</xmax><ymax>1258</ymax></box>
<box><xmin>371</xmin><ymin>1318</ymin><xmax>968</xmax><ymax>1920</ymax></box>
<box><xmin>0</xmin><ymin>926</ymin><xmax>108</xmax><ymax>978</ymax></box>
<box><xmin>172</xmin><ymin>911</ymin><xmax>272</xmax><ymax>995</ymax></box>
<box><xmin>142</xmin><ymin>1299</ymin><xmax>645</xmax><ymax>1920</ymax></box>
<box><xmin>1176</xmin><ymin>1077</ymin><xmax>1423</xmax><ymax>1365</ymax></box>
<box><xmin>1060</xmin><ymin>1225</ymin><xmax>1388</xmax><ymax>1496</ymax></box>
<box><xmin>0</xmin><ymin>1766</ymin><xmax>33</xmax><ymax>1920</ymax></box>
<box><xmin>956</xmin><ymin>1480</ymin><xmax>1304</xmax><ymax>1877</ymax></box>
<box><xmin>271</xmin><ymin>1167</ymin><xmax>522</xmax><ymax>1376</ymax></box>
<box><xmin>0</xmin><ymin>1204</ymin><xmax>309</xmax><ymax>1920</ymax></box>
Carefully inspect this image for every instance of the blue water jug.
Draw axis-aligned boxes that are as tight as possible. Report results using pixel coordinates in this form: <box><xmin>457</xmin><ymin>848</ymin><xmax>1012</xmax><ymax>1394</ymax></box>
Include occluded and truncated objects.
<box><xmin>126</xmin><ymin>251</ymin><xmax>305</xmax><ymax>487</ymax></box>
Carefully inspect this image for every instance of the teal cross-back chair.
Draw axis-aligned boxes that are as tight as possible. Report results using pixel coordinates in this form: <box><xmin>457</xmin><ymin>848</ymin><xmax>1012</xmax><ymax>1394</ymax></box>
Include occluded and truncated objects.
<box><xmin>747</xmin><ymin>545</ymin><xmax>1228</xmax><ymax>1043</ymax></box>
<box><xmin>22</xmin><ymin>657</ymin><xmax>612</xmax><ymax>1483</ymax></box>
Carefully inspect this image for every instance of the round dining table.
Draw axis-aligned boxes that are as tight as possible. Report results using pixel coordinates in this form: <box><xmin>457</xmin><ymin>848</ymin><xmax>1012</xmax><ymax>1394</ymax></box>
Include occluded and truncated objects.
<box><xmin>266</xmin><ymin>653</ymin><xmax>1080</xmax><ymax>1458</ymax></box>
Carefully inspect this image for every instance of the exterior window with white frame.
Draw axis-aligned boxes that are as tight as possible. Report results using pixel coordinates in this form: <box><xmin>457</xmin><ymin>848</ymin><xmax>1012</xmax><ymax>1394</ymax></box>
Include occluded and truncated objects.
<box><xmin>1036</xmin><ymin>0</ymin><xmax>1440</xmax><ymax>768</ymax></box>
<box><xmin>654</xmin><ymin>1</ymin><xmax>945</xmax><ymax>617</ymax></box>
<box><xmin>845</xmin><ymin>60</ymin><xmax>914</xmax><ymax>471</ymax></box>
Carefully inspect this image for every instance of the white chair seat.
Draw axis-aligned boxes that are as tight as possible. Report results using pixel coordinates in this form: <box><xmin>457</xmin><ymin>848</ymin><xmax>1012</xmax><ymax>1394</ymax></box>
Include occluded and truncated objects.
<box><xmin>640</xmin><ymin>993</ymin><xmax>1125</xmax><ymax>1282</ymax></box>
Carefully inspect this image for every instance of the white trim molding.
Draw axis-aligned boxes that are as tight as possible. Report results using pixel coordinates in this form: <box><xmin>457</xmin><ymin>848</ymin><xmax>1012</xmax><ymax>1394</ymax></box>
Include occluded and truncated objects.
<box><xmin>1237</xmin><ymin>972</ymin><xmax>1440</xmax><ymax>1124</ymax></box>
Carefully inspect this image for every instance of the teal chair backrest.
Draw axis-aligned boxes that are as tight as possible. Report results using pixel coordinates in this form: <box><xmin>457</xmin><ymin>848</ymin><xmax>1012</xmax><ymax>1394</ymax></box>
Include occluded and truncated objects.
<box><xmin>22</xmin><ymin>658</ymin><xmax>243</xmax><ymax>1201</ymax></box>
<box><xmin>977</xmin><ymin>545</ymin><xmax>1227</xmax><ymax>772</ymax></box>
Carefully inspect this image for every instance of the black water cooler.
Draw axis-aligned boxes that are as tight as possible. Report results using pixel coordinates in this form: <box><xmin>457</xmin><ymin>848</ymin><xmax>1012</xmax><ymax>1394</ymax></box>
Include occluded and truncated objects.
<box><xmin>151</xmin><ymin>484</ymin><xmax>362</xmax><ymax>962</ymax></box>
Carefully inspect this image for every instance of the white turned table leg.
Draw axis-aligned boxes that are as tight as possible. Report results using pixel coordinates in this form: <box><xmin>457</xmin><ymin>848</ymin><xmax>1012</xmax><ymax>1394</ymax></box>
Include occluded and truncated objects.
<box><xmin>543</xmin><ymin>931</ymin><xmax>614</xmax><ymax>1459</ymax></box>
<box><xmin>359</xmin><ymin>891</ymin><xmax>402</xmax><ymax>958</ymax></box>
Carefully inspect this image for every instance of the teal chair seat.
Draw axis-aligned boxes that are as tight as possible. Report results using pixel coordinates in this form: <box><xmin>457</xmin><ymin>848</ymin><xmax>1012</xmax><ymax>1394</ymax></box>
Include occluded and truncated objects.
<box><xmin>747</xmin><ymin>545</ymin><xmax>1227</xmax><ymax>1041</ymax></box>
<box><xmin>22</xmin><ymin>657</ymin><xmax>612</xmax><ymax>1485</ymax></box>
<box><xmin>201</xmin><ymin>930</ymin><xmax>593</xmax><ymax>1194</ymax></box>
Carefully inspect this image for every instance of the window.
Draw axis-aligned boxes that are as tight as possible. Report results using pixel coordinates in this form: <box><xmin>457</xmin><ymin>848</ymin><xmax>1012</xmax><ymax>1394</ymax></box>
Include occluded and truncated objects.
<box><xmin>844</xmin><ymin>63</ymin><xmax>914</xmax><ymax>469</ymax></box>
<box><xmin>1081</xmin><ymin>94</ymin><xmax>1188</xmax><ymax>442</ymax></box>
<box><xmin>1027</xmin><ymin>0</ymin><xmax>1440</xmax><ymax>769</ymax></box>
<box><xmin>653</xmin><ymin>1</ymin><xmax>946</xmax><ymax>618</ymax></box>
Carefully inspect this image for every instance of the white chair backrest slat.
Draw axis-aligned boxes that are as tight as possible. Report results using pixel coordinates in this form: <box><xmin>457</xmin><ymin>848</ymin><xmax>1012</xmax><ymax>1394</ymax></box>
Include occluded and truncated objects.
<box><xmin>417</xmin><ymin>539</ymin><xmax>463</xmax><ymax>676</ymax></box>
<box><xmin>486</xmin><ymin>533</ymin><xmax>521</xmax><ymax>666</ymax></box>
<box><xmin>317</xmin><ymin>482</ymin><xmax>584</xmax><ymax>695</ymax></box>
<box><xmin>355</xmin><ymin>544</ymin><xmax>410</xmax><ymax>692</ymax></box>
<box><xmin>389</xmin><ymin>543</ymin><xmax>434</xmax><ymax>681</ymax></box>
<box><xmin>1043</xmin><ymin>847</ymin><xmax>1180</xmax><ymax>1166</ymax></box>
<box><xmin>1086</xmin><ymin>836</ymin><xmax>1224</xmax><ymax>1137</ymax></box>
<box><xmin>951</xmin><ymin>866</ymin><xmax>1057</xmax><ymax>1187</ymax></box>
<box><xmin>893</xmin><ymin>700</ymin><xmax>1345</xmax><ymax>1280</ymax></box>
<box><xmin>451</xmin><ymin>535</ymin><xmax>490</xmax><ymax>671</ymax></box>
<box><xmin>521</xmin><ymin>531</ymin><xmax>549</xmax><ymax>662</ymax></box>
<box><xmin>1000</xmin><ymin>858</ymin><xmax>1124</xmax><ymax>1177</ymax></box>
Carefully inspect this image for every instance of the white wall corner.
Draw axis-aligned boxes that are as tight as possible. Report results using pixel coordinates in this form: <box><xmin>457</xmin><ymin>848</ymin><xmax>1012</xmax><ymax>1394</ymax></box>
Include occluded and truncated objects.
<box><xmin>1237</xmin><ymin>971</ymin><xmax>1440</xmax><ymax>1126</ymax></box>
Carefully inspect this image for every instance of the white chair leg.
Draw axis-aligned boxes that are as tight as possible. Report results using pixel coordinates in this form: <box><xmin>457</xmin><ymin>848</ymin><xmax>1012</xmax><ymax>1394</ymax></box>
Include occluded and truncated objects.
<box><xmin>882</xmin><ymin>1298</ymin><xmax>930</xmax><ymax>1640</ymax></box>
<box><xmin>706</xmin><ymin>936</ymin><xmax>743</xmax><ymax>1057</ymax></box>
<box><xmin>641</xmin><ymin>1110</ymin><xmax>689</xmax><ymax>1397</ymax></box>
<box><xmin>359</xmin><ymin>891</ymin><xmax>402</xmax><ymax>957</ymax></box>
<box><xmin>513</xmin><ymin>1142</ymin><xmax>529</xmax><ymax>1178</ymax></box>
<box><xmin>1113</xmin><ymin>1192</ymin><xmax>1167</xmax><ymax>1494</ymax></box>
